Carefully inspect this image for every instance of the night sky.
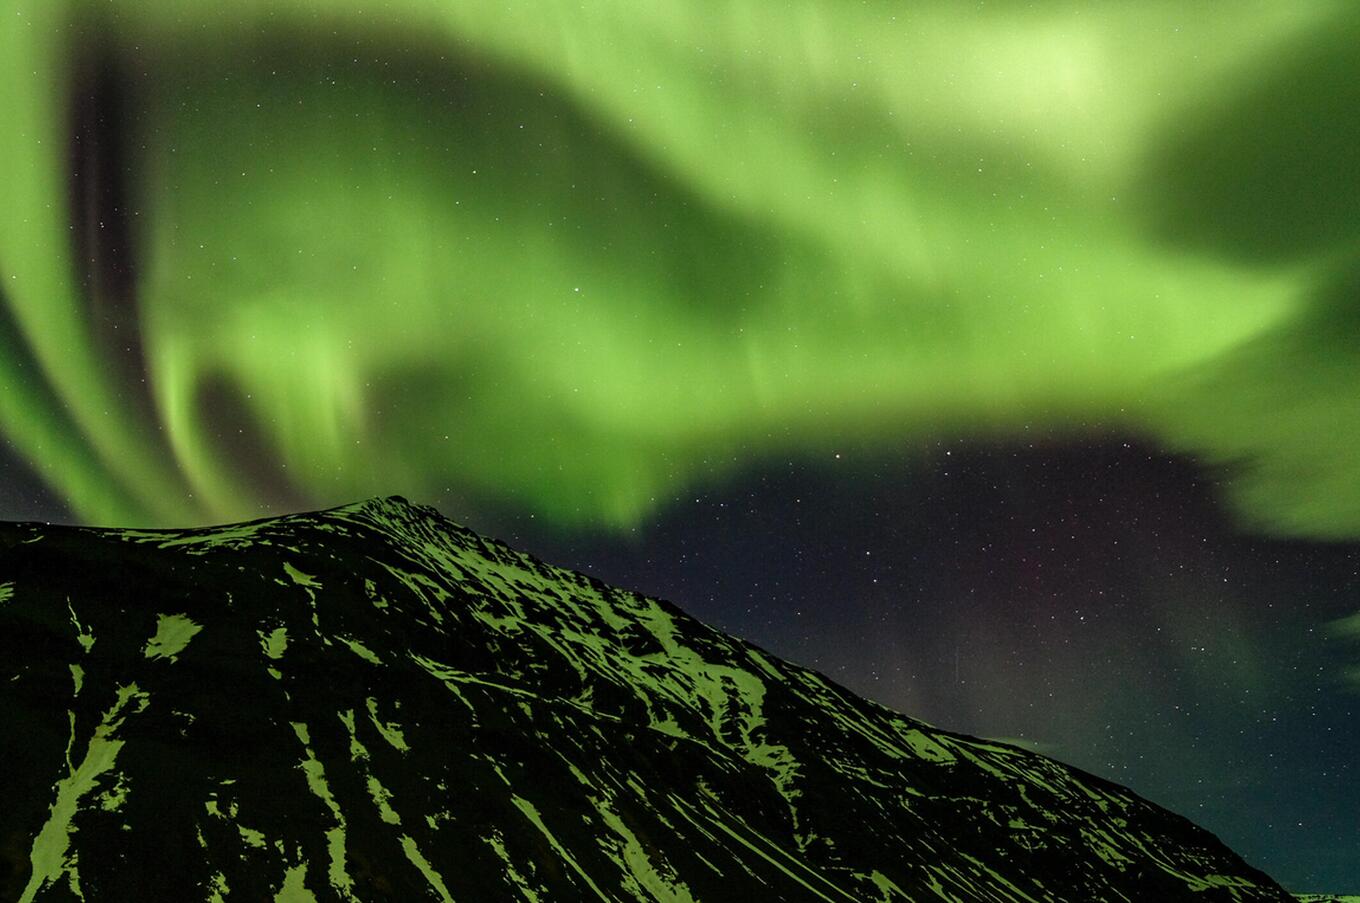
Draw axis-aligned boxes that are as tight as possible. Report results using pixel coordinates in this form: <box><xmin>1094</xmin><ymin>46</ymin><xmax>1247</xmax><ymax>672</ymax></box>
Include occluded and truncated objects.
<box><xmin>2</xmin><ymin>0</ymin><xmax>1359</xmax><ymax>893</ymax></box>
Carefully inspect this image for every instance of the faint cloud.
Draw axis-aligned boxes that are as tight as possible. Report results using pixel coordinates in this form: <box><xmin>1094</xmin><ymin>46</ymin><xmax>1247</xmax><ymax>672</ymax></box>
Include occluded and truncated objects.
<box><xmin>1328</xmin><ymin>611</ymin><xmax>1360</xmax><ymax>639</ymax></box>
<box><xmin>1327</xmin><ymin>612</ymin><xmax>1360</xmax><ymax>692</ymax></box>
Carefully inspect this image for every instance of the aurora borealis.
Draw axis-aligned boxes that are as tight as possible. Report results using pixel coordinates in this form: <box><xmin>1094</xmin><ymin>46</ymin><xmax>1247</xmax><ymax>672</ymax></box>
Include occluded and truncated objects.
<box><xmin>2</xmin><ymin>0</ymin><xmax>1358</xmax><ymax>892</ymax></box>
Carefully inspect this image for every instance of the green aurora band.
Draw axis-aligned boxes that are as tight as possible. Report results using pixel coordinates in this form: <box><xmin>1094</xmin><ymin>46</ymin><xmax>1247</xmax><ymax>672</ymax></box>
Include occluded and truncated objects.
<box><xmin>3</xmin><ymin>0</ymin><xmax>1360</xmax><ymax>534</ymax></box>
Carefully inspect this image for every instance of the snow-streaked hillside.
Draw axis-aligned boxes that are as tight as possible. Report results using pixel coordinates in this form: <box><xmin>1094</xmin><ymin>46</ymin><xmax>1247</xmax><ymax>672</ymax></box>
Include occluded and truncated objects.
<box><xmin>1</xmin><ymin>497</ymin><xmax>1294</xmax><ymax>901</ymax></box>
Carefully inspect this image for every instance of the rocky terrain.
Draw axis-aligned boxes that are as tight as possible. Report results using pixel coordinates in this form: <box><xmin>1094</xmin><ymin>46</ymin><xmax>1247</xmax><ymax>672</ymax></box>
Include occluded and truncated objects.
<box><xmin>0</xmin><ymin>497</ymin><xmax>1297</xmax><ymax>901</ymax></box>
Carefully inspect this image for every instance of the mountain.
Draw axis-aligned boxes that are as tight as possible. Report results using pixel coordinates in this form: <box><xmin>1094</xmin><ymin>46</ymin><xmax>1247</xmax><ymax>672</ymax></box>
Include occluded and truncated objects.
<box><xmin>0</xmin><ymin>496</ymin><xmax>1294</xmax><ymax>901</ymax></box>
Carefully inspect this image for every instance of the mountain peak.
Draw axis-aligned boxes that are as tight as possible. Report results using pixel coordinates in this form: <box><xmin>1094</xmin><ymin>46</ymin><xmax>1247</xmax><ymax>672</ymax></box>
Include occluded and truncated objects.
<box><xmin>0</xmin><ymin>500</ymin><xmax>1294</xmax><ymax>901</ymax></box>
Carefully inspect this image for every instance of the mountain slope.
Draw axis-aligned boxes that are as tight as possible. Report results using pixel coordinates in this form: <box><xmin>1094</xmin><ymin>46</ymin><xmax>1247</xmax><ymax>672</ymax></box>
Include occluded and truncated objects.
<box><xmin>0</xmin><ymin>497</ymin><xmax>1292</xmax><ymax>901</ymax></box>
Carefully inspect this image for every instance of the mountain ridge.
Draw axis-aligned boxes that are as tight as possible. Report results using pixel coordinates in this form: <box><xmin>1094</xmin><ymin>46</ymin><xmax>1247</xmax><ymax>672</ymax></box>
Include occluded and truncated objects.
<box><xmin>0</xmin><ymin>496</ymin><xmax>1295</xmax><ymax>901</ymax></box>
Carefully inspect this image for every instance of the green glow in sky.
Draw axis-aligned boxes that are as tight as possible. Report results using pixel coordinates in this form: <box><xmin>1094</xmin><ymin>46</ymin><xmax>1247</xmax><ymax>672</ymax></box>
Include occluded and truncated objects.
<box><xmin>2</xmin><ymin>0</ymin><xmax>1359</xmax><ymax>534</ymax></box>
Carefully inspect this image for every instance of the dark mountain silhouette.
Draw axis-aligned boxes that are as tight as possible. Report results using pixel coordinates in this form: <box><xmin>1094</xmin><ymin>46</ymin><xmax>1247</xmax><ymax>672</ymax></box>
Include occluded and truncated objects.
<box><xmin>0</xmin><ymin>497</ymin><xmax>1294</xmax><ymax>901</ymax></box>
